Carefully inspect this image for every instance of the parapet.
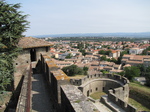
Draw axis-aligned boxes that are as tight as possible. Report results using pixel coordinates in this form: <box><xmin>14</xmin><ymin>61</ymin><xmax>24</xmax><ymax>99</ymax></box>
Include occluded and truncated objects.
<box><xmin>70</xmin><ymin>73</ymin><xmax>129</xmax><ymax>86</ymax></box>
<box><xmin>41</xmin><ymin>54</ymin><xmax>70</xmax><ymax>81</ymax></box>
<box><xmin>105</xmin><ymin>90</ymin><xmax>137</xmax><ymax>112</ymax></box>
<box><xmin>61</xmin><ymin>85</ymin><xmax>99</xmax><ymax>112</ymax></box>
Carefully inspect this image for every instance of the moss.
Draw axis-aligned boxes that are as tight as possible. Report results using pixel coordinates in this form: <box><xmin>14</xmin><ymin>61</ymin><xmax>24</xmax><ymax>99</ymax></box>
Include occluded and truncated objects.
<box><xmin>93</xmin><ymin>108</ymin><xmax>98</xmax><ymax>111</ymax></box>
<box><xmin>74</xmin><ymin>100</ymin><xmax>81</xmax><ymax>103</ymax></box>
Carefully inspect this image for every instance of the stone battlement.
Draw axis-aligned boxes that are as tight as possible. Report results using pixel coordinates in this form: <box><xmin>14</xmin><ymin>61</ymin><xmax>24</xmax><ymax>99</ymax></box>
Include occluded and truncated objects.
<box><xmin>70</xmin><ymin>73</ymin><xmax>129</xmax><ymax>86</ymax></box>
<box><xmin>40</xmin><ymin>54</ymin><xmax>137</xmax><ymax>112</ymax></box>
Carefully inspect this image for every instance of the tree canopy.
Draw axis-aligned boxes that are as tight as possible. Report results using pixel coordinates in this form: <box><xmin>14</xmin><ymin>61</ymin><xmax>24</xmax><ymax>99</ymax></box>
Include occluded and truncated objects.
<box><xmin>0</xmin><ymin>1</ymin><xmax>29</xmax><ymax>92</ymax></box>
<box><xmin>145</xmin><ymin>66</ymin><xmax>150</xmax><ymax>87</ymax></box>
<box><xmin>62</xmin><ymin>65</ymin><xmax>88</xmax><ymax>76</ymax></box>
<box><xmin>98</xmin><ymin>50</ymin><xmax>111</xmax><ymax>55</ymax></box>
<box><xmin>124</xmin><ymin>66</ymin><xmax>140</xmax><ymax>81</ymax></box>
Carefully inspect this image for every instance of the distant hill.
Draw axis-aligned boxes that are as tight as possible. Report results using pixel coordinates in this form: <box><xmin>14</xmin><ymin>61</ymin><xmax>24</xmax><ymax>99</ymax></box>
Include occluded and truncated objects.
<box><xmin>32</xmin><ymin>32</ymin><xmax>150</xmax><ymax>38</ymax></box>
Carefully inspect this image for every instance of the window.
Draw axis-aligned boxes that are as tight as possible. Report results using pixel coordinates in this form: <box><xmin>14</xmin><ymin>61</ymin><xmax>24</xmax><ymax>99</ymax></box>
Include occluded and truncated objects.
<box><xmin>96</xmin><ymin>87</ymin><xmax>98</xmax><ymax>91</ymax></box>
<box><xmin>103</xmin><ymin>87</ymin><xmax>105</xmax><ymax>91</ymax></box>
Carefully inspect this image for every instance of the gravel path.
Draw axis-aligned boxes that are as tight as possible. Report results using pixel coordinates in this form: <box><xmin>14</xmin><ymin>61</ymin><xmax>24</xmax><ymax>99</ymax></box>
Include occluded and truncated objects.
<box><xmin>32</xmin><ymin>74</ymin><xmax>55</xmax><ymax>112</ymax></box>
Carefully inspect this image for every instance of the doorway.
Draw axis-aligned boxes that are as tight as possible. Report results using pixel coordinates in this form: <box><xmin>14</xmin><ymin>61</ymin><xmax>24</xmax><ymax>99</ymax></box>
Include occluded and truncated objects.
<box><xmin>30</xmin><ymin>49</ymin><xmax>36</xmax><ymax>62</ymax></box>
<box><xmin>87</xmin><ymin>90</ymin><xmax>89</xmax><ymax>96</ymax></box>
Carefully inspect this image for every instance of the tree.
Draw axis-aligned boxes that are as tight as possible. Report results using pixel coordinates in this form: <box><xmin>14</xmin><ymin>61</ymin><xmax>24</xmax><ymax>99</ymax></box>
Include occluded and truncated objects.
<box><xmin>142</xmin><ymin>46</ymin><xmax>150</xmax><ymax>55</ymax></box>
<box><xmin>110</xmin><ymin>58</ymin><xmax>117</xmax><ymax>63</ymax></box>
<box><xmin>0</xmin><ymin>1</ymin><xmax>29</xmax><ymax>94</ymax></box>
<box><xmin>117</xmin><ymin>50</ymin><xmax>129</xmax><ymax>64</ymax></box>
<box><xmin>65</xmin><ymin>53</ymin><xmax>72</xmax><ymax>59</ymax></box>
<box><xmin>83</xmin><ymin>66</ymin><xmax>88</xmax><ymax>75</ymax></box>
<box><xmin>62</xmin><ymin>65</ymin><xmax>84</xmax><ymax>76</ymax></box>
<box><xmin>79</xmin><ymin>49</ymin><xmax>86</xmax><ymax>56</ymax></box>
<box><xmin>145</xmin><ymin>66</ymin><xmax>150</xmax><ymax>87</ymax></box>
<box><xmin>77</xmin><ymin>42</ymin><xmax>84</xmax><ymax>49</ymax></box>
<box><xmin>124</xmin><ymin>66</ymin><xmax>140</xmax><ymax>81</ymax></box>
<box><xmin>98</xmin><ymin>50</ymin><xmax>105</xmax><ymax>54</ymax></box>
<box><xmin>100</xmin><ymin>55</ymin><xmax>107</xmax><ymax>61</ymax></box>
<box><xmin>98</xmin><ymin>50</ymin><xmax>111</xmax><ymax>55</ymax></box>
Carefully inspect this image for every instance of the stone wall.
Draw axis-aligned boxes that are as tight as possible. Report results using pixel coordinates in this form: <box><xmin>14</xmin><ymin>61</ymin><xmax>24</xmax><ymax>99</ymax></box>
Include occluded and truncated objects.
<box><xmin>102</xmin><ymin>89</ymin><xmax>137</xmax><ymax>112</ymax></box>
<box><xmin>16</xmin><ymin>64</ymin><xmax>32</xmax><ymax>112</ymax></box>
<box><xmin>14</xmin><ymin>47</ymin><xmax>50</xmax><ymax>88</ymax></box>
<box><xmin>40</xmin><ymin>54</ymin><xmax>136</xmax><ymax>112</ymax></box>
<box><xmin>70</xmin><ymin>73</ymin><xmax>137</xmax><ymax>112</ymax></box>
<box><xmin>71</xmin><ymin>73</ymin><xmax>129</xmax><ymax>101</ymax></box>
<box><xmin>61</xmin><ymin>85</ymin><xmax>99</xmax><ymax>112</ymax></box>
<box><xmin>40</xmin><ymin>54</ymin><xmax>70</xmax><ymax>111</ymax></box>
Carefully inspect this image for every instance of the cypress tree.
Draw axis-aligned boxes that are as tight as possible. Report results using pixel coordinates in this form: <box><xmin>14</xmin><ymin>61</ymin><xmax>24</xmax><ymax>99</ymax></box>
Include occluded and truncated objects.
<box><xmin>0</xmin><ymin>1</ymin><xmax>29</xmax><ymax>95</ymax></box>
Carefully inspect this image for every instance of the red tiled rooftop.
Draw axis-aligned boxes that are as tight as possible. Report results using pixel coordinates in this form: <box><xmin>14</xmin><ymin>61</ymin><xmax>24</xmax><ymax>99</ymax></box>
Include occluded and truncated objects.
<box><xmin>18</xmin><ymin>37</ymin><xmax>53</xmax><ymax>48</ymax></box>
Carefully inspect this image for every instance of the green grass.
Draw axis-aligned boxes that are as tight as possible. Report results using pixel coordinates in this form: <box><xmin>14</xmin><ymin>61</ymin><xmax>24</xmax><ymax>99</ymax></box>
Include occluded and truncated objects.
<box><xmin>90</xmin><ymin>92</ymin><xmax>106</xmax><ymax>100</ymax></box>
<box><xmin>129</xmin><ymin>98</ymin><xmax>150</xmax><ymax>111</ymax></box>
<box><xmin>129</xmin><ymin>82</ymin><xmax>150</xmax><ymax>94</ymax></box>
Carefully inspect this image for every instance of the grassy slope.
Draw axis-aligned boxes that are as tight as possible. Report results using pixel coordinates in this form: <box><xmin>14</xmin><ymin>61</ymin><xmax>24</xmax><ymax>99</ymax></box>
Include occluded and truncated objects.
<box><xmin>129</xmin><ymin>82</ymin><xmax>150</xmax><ymax>111</ymax></box>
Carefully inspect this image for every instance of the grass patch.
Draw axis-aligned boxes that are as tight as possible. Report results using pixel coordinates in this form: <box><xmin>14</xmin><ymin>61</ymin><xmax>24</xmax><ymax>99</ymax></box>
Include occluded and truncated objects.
<box><xmin>129</xmin><ymin>98</ymin><xmax>150</xmax><ymax>111</ymax></box>
<box><xmin>129</xmin><ymin>82</ymin><xmax>150</xmax><ymax>110</ymax></box>
<box><xmin>129</xmin><ymin>82</ymin><xmax>150</xmax><ymax>94</ymax></box>
<box><xmin>90</xmin><ymin>92</ymin><xmax>106</xmax><ymax>100</ymax></box>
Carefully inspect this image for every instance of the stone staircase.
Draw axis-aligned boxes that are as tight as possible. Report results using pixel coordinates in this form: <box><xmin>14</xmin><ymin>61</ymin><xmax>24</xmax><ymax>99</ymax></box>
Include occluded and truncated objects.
<box><xmin>101</xmin><ymin>95</ymin><xmax>125</xmax><ymax>112</ymax></box>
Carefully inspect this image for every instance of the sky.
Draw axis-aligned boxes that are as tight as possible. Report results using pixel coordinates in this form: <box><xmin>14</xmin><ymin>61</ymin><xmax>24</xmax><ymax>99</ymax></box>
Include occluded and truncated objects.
<box><xmin>6</xmin><ymin>0</ymin><xmax>150</xmax><ymax>36</ymax></box>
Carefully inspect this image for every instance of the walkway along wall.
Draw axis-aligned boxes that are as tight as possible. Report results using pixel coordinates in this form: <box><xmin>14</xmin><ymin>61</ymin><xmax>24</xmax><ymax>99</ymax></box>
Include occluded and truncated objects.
<box><xmin>40</xmin><ymin>54</ymin><xmax>70</xmax><ymax>111</ymax></box>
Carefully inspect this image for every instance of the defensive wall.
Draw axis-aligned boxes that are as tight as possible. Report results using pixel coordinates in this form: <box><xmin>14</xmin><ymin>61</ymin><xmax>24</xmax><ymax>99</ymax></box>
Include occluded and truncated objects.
<box><xmin>100</xmin><ymin>89</ymin><xmax>137</xmax><ymax>112</ymax></box>
<box><xmin>40</xmin><ymin>54</ymin><xmax>137</xmax><ymax>112</ymax></box>
<box><xmin>61</xmin><ymin>85</ymin><xmax>99</xmax><ymax>112</ymax></box>
<box><xmin>40</xmin><ymin>54</ymin><xmax>70</xmax><ymax>111</ymax></box>
<box><xmin>70</xmin><ymin>73</ymin><xmax>129</xmax><ymax>102</ymax></box>
<box><xmin>16</xmin><ymin>64</ymin><xmax>32</xmax><ymax>112</ymax></box>
<box><xmin>14</xmin><ymin>47</ymin><xmax>49</xmax><ymax>88</ymax></box>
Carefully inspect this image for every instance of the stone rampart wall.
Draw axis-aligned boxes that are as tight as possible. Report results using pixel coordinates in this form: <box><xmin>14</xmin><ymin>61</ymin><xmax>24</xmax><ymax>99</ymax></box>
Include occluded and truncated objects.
<box><xmin>40</xmin><ymin>54</ymin><xmax>136</xmax><ymax>112</ymax></box>
<box><xmin>16</xmin><ymin>64</ymin><xmax>32</xmax><ymax>112</ymax></box>
<box><xmin>70</xmin><ymin>73</ymin><xmax>129</xmax><ymax>86</ymax></box>
<box><xmin>105</xmin><ymin>90</ymin><xmax>137</xmax><ymax>112</ymax></box>
<box><xmin>70</xmin><ymin>73</ymin><xmax>129</xmax><ymax>101</ymax></box>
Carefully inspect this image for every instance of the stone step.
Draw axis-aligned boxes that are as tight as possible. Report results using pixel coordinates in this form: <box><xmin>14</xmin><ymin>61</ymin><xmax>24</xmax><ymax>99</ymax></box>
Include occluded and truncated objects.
<box><xmin>101</xmin><ymin>95</ymin><xmax>125</xmax><ymax>112</ymax></box>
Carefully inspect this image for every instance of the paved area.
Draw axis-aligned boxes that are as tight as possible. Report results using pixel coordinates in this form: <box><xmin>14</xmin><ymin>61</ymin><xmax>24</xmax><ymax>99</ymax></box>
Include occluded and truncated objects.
<box><xmin>32</xmin><ymin>74</ymin><xmax>55</xmax><ymax>112</ymax></box>
<box><xmin>92</xmin><ymin>101</ymin><xmax>113</xmax><ymax>112</ymax></box>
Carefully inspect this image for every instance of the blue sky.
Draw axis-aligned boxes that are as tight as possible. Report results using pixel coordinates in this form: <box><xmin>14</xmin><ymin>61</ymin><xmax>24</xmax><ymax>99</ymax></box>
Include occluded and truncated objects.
<box><xmin>6</xmin><ymin>0</ymin><xmax>150</xmax><ymax>36</ymax></box>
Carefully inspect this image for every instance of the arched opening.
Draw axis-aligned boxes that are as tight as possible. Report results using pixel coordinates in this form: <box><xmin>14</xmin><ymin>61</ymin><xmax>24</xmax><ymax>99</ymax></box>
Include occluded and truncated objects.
<box><xmin>30</xmin><ymin>49</ymin><xmax>36</xmax><ymax>62</ymax></box>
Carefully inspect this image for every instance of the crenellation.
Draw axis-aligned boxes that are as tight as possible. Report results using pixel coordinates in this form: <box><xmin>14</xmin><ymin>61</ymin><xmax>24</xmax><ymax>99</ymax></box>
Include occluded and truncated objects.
<box><xmin>39</xmin><ymin>54</ymin><xmax>137</xmax><ymax>112</ymax></box>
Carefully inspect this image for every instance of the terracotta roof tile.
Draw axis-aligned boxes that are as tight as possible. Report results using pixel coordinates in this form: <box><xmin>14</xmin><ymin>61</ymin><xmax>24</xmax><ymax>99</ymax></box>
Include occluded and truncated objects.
<box><xmin>18</xmin><ymin>37</ymin><xmax>53</xmax><ymax>48</ymax></box>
